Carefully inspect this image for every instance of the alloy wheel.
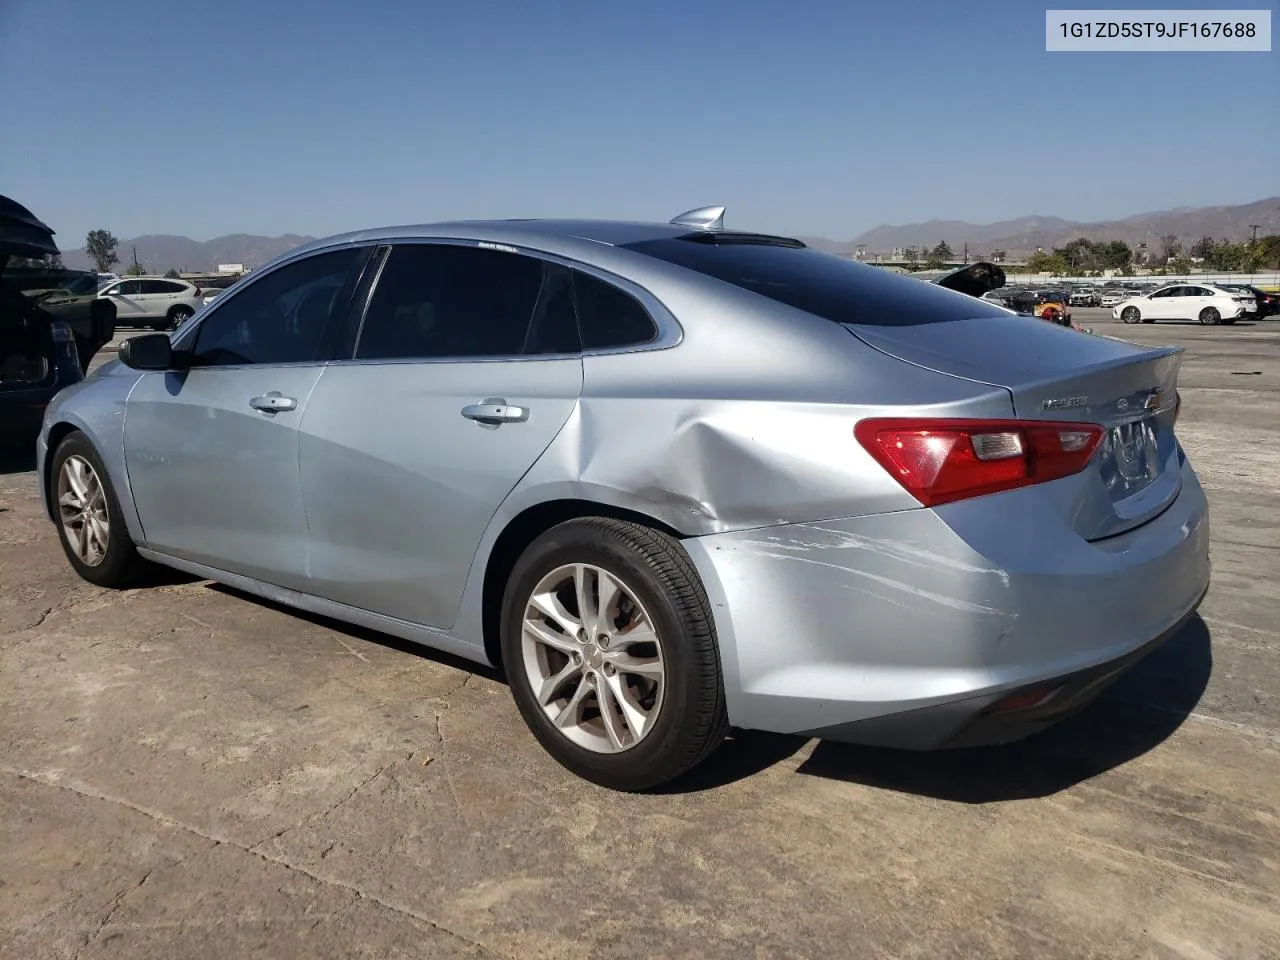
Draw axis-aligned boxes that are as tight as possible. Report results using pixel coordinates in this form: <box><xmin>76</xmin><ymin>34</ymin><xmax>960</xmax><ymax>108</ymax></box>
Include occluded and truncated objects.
<box><xmin>520</xmin><ymin>563</ymin><xmax>666</xmax><ymax>754</ymax></box>
<box><xmin>57</xmin><ymin>454</ymin><xmax>109</xmax><ymax>566</ymax></box>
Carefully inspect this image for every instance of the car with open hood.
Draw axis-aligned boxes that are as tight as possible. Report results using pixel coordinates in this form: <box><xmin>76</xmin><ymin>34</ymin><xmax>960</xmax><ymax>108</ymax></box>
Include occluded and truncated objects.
<box><xmin>1</xmin><ymin>195</ymin><xmax>115</xmax><ymax>449</ymax></box>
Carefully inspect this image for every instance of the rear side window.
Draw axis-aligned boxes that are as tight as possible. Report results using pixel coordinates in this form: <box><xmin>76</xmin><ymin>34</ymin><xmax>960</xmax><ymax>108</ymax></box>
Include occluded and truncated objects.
<box><xmin>354</xmin><ymin>244</ymin><xmax>545</xmax><ymax>360</ymax></box>
<box><xmin>620</xmin><ymin>238</ymin><xmax>1008</xmax><ymax>327</ymax></box>
<box><xmin>573</xmin><ymin>271</ymin><xmax>657</xmax><ymax>348</ymax></box>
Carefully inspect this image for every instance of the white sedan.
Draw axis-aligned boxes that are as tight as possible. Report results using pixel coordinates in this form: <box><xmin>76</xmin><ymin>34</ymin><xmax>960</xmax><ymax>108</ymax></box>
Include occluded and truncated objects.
<box><xmin>1114</xmin><ymin>283</ymin><xmax>1254</xmax><ymax>325</ymax></box>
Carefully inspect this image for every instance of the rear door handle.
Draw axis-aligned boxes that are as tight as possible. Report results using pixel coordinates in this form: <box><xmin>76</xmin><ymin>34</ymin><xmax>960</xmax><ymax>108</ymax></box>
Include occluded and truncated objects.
<box><xmin>461</xmin><ymin>399</ymin><xmax>528</xmax><ymax>424</ymax></box>
<box><xmin>249</xmin><ymin>392</ymin><xmax>298</xmax><ymax>413</ymax></box>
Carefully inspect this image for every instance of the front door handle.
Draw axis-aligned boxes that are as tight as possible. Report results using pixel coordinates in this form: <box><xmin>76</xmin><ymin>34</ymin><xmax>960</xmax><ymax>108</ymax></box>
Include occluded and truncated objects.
<box><xmin>249</xmin><ymin>392</ymin><xmax>298</xmax><ymax>413</ymax></box>
<box><xmin>461</xmin><ymin>399</ymin><xmax>528</xmax><ymax>424</ymax></box>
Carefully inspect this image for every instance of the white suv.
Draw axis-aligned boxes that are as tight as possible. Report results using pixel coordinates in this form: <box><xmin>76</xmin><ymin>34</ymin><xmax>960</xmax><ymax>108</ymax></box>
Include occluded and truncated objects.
<box><xmin>98</xmin><ymin>277</ymin><xmax>205</xmax><ymax>331</ymax></box>
<box><xmin>1114</xmin><ymin>283</ymin><xmax>1254</xmax><ymax>326</ymax></box>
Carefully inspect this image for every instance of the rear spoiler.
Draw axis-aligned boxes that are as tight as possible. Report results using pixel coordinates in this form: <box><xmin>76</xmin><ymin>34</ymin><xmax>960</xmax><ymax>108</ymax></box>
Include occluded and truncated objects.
<box><xmin>0</xmin><ymin>194</ymin><xmax>59</xmax><ymax>260</ymax></box>
<box><xmin>931</xmin><ymin>262</ymin><xmax>1006</xmax><ymax>299</ymax></box>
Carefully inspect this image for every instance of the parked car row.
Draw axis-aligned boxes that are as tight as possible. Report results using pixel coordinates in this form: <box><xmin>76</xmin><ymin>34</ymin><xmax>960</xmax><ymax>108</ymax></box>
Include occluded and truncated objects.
<box><xmin>982</xmin><ymin>279</ymin><xmax>1277</xmax><ymax>324</ymax></box>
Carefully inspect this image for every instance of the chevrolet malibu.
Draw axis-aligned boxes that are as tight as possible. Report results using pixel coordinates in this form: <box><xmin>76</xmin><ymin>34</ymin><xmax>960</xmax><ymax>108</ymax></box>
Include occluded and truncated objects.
<box><xmin>38</xmin><ymin>208</ymin><xmax>1210</xmax><ymax>791</ymax></box>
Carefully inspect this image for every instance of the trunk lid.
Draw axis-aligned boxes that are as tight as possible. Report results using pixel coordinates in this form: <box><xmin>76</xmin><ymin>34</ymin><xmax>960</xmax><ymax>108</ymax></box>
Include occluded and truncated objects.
<box><xmin>844</xmin><ymin>315</ymin><xmax>1184</xmax><ymax>540</ymax></box>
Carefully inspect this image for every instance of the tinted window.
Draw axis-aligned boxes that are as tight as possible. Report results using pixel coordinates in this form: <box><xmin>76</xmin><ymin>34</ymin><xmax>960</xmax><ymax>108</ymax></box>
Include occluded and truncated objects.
<box><xmin>354</xmin><ymin>244</ymin><xmax>544</xmax><ymax>360</ymax></box>
<box><xmin>524</xmin><ymin>264</ymin><xmax>581</xmax><ymax>355</ymax></box>
<box><xmin>139</xmin><ymin>280</ymin><xmax>177</xmax><ymax>294</ymax></box>
<box><xmin>1191</xmin><ymin>287</ymin><xmax>1214</xmax><ymax>297</ymax></box>
<box><xmin>191</xmin><ymin>248</ymin><xmax>366</xmax><ymax>366</ymax></box>
<box><xmin>573</xmin><ymin>271</ymin><xmax>656</xmax><ymax>348</ymax></box>
<box><xmin>621</xmin><ymin>237</ymin><xmax>1007</xmax><ymax>327</ymax></box>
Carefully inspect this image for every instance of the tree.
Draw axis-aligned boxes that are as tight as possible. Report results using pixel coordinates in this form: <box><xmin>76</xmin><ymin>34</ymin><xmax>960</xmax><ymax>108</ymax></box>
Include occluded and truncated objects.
<box><xmin>163</xmin><ymin>268</ymin><xmax>181</xmax><ymax>279</ymax></box>
<box><xmin>85</xmin><ymin>229</ymin><xmax>120</xmax><ymax>272</ymax></box>
<box><xmin>903</xmin><ymin>246</ymin><xmax>920</xmax><ymax>271</ymax></box>
<box><xmin>1097</xmin><ymin>240</ymin><xmax>1133</xmax><ymax>270</ymax></box>
<box><xmin>1027</xmin><ymin>250</ymin><xmax>1068</xmax><ymax>274</ymax></box>
<box><xmin>1056</xmin><ymin>237</ymin><xmax>1096</xmax><ymax>273</ymax></box>
<box><xmin>1207</xmin><ymin>240</ymin><xmax>1248</xmax><ymax>271</ymax></box>
<box><xmin>1168</xmin><ymin>255</ymin><xmax>1195</xmax><ymax>275</ymax></box>
<box><xmin>1190</xmin><ymin>235</ymin><xmax>1214</xmax><ymax>260</ymax></box>
<box><xmin>1160</xmin><ymin>234</ymin><xmax>1182</xmax><ymax>263</ymax></box>
<box><xmin>930</xmin><ymin>241</ymin><xmax>953</xmax><ymax>261</ymax></box>
<box><xmin>125</xmin><ymin>263</ymin><xmax>146</xmax><ymax>276</ymax></box>
<box><xmin>1255</xmin><ymin>235</ymin><xmax>1280</xmax><ymax>270</ymax></box>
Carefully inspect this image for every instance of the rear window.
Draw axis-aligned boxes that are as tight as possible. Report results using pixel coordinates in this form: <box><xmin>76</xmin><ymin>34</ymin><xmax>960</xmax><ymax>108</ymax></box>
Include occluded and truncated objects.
<box><xmin>619</xmin><ymin>238</ymin><xmax>1007</xmax><ymax>326</ymax></box>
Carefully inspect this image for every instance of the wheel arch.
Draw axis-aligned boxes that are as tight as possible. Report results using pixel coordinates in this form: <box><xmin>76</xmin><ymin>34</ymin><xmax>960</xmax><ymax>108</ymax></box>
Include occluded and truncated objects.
<box><xmin>479</xmin><ymin>498</ymin><xmax>685</xmax><ymax>670</ymax></box>
<box><xmin>41</xmin><ymin>421</ymin><xmax>84</xmax><ymax>520</ymax></box>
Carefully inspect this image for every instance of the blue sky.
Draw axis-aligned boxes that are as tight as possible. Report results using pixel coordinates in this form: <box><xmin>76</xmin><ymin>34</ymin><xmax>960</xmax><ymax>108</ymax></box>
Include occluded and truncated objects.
<box><xmin>1</xmin><ymin>0</ymin><xmax>1276</xmax><ymax>245</ymax></box>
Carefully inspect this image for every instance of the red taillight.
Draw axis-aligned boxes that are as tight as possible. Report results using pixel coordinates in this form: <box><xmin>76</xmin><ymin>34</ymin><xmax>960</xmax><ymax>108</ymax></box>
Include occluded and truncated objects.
<box><xmin>854</xmin><ymin>418</ymin><xmax>1105</xmax><ymax>507</ymax></box>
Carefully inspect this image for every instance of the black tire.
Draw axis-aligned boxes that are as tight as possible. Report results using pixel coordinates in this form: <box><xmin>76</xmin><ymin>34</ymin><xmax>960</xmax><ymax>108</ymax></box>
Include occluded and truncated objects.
<box><xmin>50</xmin><ymin>432</ymin><xmax>148</xmax><ymax>588</ymax></box>
<box><xmin>160</xmin><ymin>305</ymin><xmax>194</xmax><ymax>331</ymax></box>
<box><xmin>500</xmin><ymin>518</ymin><xmax>729</xmax><ymax>791</ymax></box>
<box><xmin>1121</xmin><ymin>306</ymin><xmax>1141</xmax><ymax>324</ymax></box>
<box><xmin>1198</xmin><ymin>307</ymin><xmax>1220</xmax><ymax>325</ymax></box>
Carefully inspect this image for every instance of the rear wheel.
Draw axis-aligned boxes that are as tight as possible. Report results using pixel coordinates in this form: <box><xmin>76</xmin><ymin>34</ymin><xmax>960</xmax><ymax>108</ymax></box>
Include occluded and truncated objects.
<box><xmin>51</xmin><ymin>433</ymin><xmax>148</xmax><ymax>588</ymax></box>
<box><xmin>500</xmin><ymin>518</ymin><xmax>728</xmax><ymax>791</ymax></box>
<box><xmin>156</xmin><ymin>305</ymin><xmax>194</xmax><ymax>331</ymax></box>
<box><xmin>1121</xmin><ymin>306</ymin><xmax>1141</xmax><ymax>324</ymax></box>
<box><xmin>1199</xmin><ymin>307</ymin><xmax>1220</xmax><ymax>326</ymax></box>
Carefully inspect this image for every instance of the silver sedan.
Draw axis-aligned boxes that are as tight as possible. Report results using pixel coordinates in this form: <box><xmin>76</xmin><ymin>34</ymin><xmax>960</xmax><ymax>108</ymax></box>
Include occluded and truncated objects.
<box><xmin>36</xmin><ymin>207</ymin><xmax>1210</xmax><ymax>790</ymax></box>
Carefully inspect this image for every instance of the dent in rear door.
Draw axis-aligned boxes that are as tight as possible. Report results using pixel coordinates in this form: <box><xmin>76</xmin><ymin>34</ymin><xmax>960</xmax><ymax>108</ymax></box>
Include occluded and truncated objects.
<box><xmin>297</xmin><ymin>357</ymin><xmax>582</xmax><ymax>628</ymax></box>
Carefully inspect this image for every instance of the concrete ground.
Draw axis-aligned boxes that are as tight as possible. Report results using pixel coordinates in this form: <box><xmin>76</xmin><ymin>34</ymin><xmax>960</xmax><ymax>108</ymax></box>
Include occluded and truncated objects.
<box><xmin>2</xmin><ymin>310</ymin><xmax>1278</xmax><ymax>959</ymax></box>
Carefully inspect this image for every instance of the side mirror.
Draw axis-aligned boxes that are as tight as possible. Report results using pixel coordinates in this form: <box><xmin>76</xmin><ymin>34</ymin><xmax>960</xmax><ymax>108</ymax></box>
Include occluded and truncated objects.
<box><xmin>119</xmin><ymin>333</ymin><xmax>175</xmax><ymax>371</ymax></box>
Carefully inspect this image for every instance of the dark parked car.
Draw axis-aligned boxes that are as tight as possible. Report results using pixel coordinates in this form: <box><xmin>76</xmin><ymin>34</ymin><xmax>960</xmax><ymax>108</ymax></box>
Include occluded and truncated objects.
<box><xmin>1</xmin><ymin>195</ymin><xmax>115</xmax><ymax>450</ymax></box>
<box><xmin>1218</xmin><ymin>284</ymin><xmax>1279</xmax><ymax>319</ymax></box>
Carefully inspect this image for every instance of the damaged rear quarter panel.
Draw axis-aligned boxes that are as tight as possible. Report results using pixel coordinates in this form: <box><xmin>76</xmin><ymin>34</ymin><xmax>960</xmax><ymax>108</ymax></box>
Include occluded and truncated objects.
<box><xmin>546</xmin><ymin>281</ymin><xmax>1014</xmax><ymax>535</ymax></box>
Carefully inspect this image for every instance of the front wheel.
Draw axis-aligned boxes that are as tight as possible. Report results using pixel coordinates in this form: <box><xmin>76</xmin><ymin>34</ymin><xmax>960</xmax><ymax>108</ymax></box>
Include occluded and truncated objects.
<box><xmin>500</xmin><ymin>518</ymin><xmax>728</xmax><ymax>791</ymax></box>
<box><xmin>1199</xmin><ymin>307</ymin><xmax>1220</xmax><ymax>326</ymax></box>
<box><xmin>51</xmin><ymin>433</ymin><xmax>148</xmax><ymax>588</ymax></box>
<box><xmin>1121</xmin><ymin>306</ymin><xmax>1141</xmax><ymax>324</ymax></box>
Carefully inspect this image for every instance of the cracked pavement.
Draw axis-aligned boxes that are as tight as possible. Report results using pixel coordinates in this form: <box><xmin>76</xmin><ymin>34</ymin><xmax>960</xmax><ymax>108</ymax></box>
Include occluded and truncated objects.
<box><xmin>2</xmin><ymin>314</ymin><xmax>1279</xmax><ymax>959</ymax></box>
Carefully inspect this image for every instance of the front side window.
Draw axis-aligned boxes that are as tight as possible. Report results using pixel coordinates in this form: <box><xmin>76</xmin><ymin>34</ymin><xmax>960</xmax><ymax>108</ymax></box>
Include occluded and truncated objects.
<box><xmin>354</xmin><ymin>244</ymin><xmax>545</xmax><ymax>360</ymax></box>
<box><xmin>190</xmin><ymin>247</ymin><xmax>367</xmax><ymax>366</ymax></box>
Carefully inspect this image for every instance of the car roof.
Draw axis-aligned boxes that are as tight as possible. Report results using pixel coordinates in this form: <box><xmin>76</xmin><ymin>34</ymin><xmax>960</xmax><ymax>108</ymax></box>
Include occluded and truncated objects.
<box><xmin>266</xmin><ymin>217</ymin><xmax>817</xmax><ymax>274</ymax></box>
<box><xmin>292</xmin><ymin>219</ymin><xmax>711</xmax><ymax>256</ymax></box>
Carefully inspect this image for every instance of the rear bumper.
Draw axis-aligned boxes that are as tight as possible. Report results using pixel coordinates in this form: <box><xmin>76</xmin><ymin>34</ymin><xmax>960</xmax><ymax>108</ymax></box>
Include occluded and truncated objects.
<box><xmin>683</xmin><ymin>455</ymin><xmax>1211</xmax><ymax>748</ymax></box>
<box><xmin>808</xmin><ymin>589</ymin><xmax>1203</xmax><ymax>749</ymax></box>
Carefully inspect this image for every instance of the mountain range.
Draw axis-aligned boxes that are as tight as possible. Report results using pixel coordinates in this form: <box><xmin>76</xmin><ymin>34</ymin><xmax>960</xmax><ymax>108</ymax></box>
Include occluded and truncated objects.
<box><xmin>56</xmin><ymin>197</ymin><xmax>1280</xmax><ymax>271</ymax></box>
<box><xmin>800</xmin><ymin>196</ymin><xmax>1280</xmax><ymax>257</ymax></box>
